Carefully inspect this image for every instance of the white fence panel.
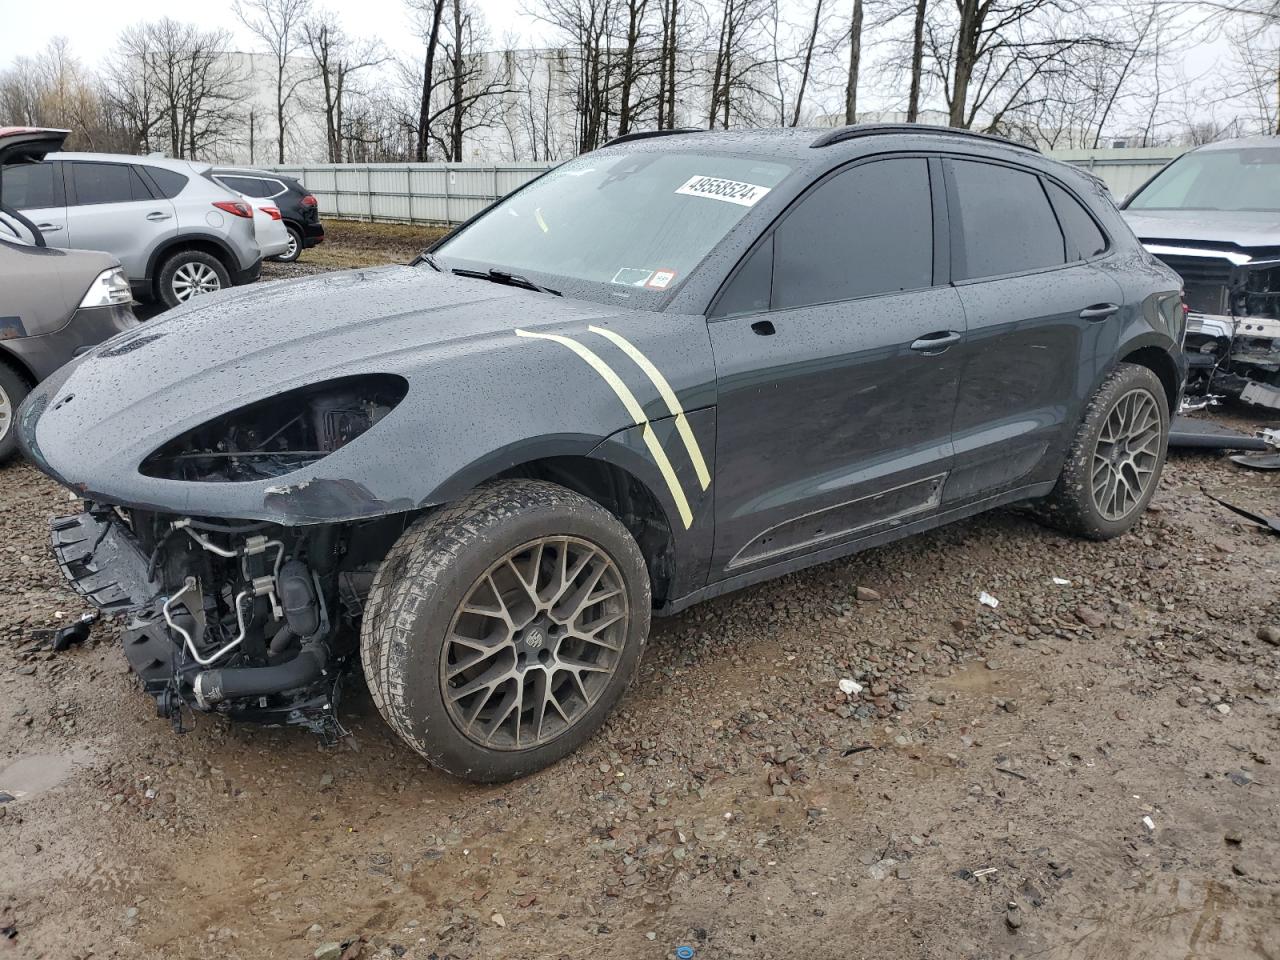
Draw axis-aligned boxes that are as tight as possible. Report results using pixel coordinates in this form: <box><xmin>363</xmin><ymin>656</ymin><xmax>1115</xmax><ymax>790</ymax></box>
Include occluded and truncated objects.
<box><xmin>268</xmin><ymin>148</ymin><xmax>1182</xmax><ymax>226</ymax></box>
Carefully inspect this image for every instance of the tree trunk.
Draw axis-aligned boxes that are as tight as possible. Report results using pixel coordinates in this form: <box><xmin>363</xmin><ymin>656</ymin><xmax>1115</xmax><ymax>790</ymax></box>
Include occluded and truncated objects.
<box><xmin>791</xmin><ymin>0</ymin><xmax>823</xmax><ymax>127</ymax></box>
<box><xmin>450</xmin><ymin>0</ymin><xmax>464</xmax><ymax>159</ymax></box>
<box><xmin>907</xmin><ymin>0</ymin><xmax>926</xmax><ymax>122</ymax></box>
<box><xmin>416</xmin><ymin>0</ymin><xmax>446</xmax><ymax>161</ymax></box>
<box><xmin>844</xmin><ymin>0</ymin><xmax>862</xmax><ymax>124</ymax></box>
<box><xmin>949</xmin><ymin>0</ymin><xmax>978</xmax><ymax>127</ymax></box>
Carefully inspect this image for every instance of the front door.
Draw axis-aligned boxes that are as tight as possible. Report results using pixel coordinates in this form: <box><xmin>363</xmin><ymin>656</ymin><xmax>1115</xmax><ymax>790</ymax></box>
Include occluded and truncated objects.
<box><xmin>708</xmin><ymin>156</ymin><xmax>967</xmax><ymax>579</ymax></box>
<box><xmin>0</xmin><ymin>158</ymin><xmax>67</xmax><ymax>243</ymax></box>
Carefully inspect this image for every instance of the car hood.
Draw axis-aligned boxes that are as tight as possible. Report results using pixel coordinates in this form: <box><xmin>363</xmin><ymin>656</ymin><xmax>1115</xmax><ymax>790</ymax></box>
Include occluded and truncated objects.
<box><xmin>19</xmin><ymin>264</ymin><xmax>675</xmax><ymax>520</ymax></box>
<box><xmin>1122</xmin><ymin>209</ymin><xmax>1280</xmax><ymax>252</ymax></box>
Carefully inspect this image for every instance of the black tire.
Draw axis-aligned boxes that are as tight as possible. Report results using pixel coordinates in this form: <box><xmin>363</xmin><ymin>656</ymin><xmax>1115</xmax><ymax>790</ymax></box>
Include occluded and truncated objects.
<box><xmin>271</xmin><ymin>225</ymin><xmax>303</xmax><ymax>263</ymax></box>
<box><xmin>361</xmin><ymin>479</ymin><xmax>651</xmax><ymax>782</ymax></box>
<box><xmin>0</xmin><ymin>360</ymin><xmax>30</xmax><ymax>463</ymax></box>
<box><xmin>1036</xmin><ymin>362</ymin><xmax>1170</xmax><ymax>540</ymax></box>
<box><xmin>157</xmin><ymin>250</ymin><xmax>231</xmax><ymax>309</ymax></box>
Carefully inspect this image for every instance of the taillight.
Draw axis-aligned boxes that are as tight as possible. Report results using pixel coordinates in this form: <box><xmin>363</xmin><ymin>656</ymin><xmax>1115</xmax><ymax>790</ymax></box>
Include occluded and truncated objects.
<box><xmin>300</xmin><ymin>194</ymin><xmax>318</xmax><ymax>209</ymax></box>
<box><xmin>212</xmin><ymin>200</ymin><xmax>253</xmax><ymax>219</ymax></box>
<box><xmin>260</xmin><ymin>206</ymin><xmax>282</xmax><ymax>221</ymax></box>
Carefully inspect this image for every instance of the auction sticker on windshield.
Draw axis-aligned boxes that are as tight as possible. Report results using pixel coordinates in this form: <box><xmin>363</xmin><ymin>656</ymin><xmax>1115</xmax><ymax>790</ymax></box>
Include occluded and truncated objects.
<box><xmin>675</xmin><ymin>175</ymin><xmax>771</xmax><ymax>207</ymax></box>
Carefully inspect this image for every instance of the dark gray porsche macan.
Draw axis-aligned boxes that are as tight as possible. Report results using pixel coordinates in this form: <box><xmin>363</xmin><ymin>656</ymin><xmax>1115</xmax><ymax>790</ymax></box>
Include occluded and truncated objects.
<box><xmin>19</xmin><ymin>125</ymin><xmax>1186</xmax><ymax>781</ymax></box>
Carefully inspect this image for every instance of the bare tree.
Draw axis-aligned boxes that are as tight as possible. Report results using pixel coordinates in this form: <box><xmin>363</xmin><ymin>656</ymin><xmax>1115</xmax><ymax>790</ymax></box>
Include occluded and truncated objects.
<box><xmin>303</xmin><ymin>10</ymin><xmax>386</xmax><ymax>162</ymax></box>
<box><xmin>235</xmin><ymin>0</ymin><xmax>313</xmax><ymax>163</ymax></box>
<box><xmin>407</xmin><ymin>0</ymin><xmax>448</xmax><ymax>159</ymax></box>
<box><xmin>844</xmin><ymin>0</ymin><xmax>864</xmax><ymax>122</ymax></box>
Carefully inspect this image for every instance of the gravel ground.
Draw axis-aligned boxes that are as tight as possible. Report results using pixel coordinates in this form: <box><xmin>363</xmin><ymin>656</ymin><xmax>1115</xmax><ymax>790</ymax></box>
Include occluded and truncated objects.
<box><xmin>2</xmin><ymin>229</ymin><xmax>1278</xmax><ymax>959</ymax></box>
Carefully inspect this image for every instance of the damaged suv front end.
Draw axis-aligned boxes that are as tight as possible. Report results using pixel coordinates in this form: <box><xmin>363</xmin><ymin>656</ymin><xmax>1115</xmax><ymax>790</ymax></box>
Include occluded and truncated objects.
<box><xmin>1123</xmin><ymin>136</ymin><xmax>1280</xmax><ymax>408</ymax></box>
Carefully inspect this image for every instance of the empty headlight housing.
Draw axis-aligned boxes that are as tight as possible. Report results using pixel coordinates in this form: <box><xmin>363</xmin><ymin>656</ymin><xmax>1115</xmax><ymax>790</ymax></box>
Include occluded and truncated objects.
<box><xmin>140</xmin><ymin>374</ymin><xmax>409</xmax><ymax>482</ymax></box>
<box><xmin>79</xmin><ymin>266</ymin><xmax>133</xmax><ymax>308</ymax></box>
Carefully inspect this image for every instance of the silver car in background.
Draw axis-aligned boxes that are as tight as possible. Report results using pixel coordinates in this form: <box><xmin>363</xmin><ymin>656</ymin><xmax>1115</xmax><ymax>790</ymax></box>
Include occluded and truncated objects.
<box><xmin>1122</xmin><ymin>135</ymin><xmax>1280</xmax><ymax>408</ymax></box>
<box><xmin>0</xmin><ymin>151</ymin><xmax>264</xmax><ymax>308</ymax></box>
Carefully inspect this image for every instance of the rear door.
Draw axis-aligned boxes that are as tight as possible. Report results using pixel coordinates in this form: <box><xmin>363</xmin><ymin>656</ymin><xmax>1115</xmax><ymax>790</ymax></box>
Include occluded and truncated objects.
<box><xmin>0</xmin><ymin>159</ymin><xmax>67</xmax><ymax>242</ymax></box>
<box><xmin>64</xmin><ymin>160</ymin><xmax>176</xmax><ymax>281</ymax></box>
<box><xmin>942</xmin><ymin>157</ymin><xmax>1124</xmax><ymax>505</ymax></box>
<box><xmin>708</xmin><ymin>155</ymin><xmax>967</xmax><ymax>578</ymax></box>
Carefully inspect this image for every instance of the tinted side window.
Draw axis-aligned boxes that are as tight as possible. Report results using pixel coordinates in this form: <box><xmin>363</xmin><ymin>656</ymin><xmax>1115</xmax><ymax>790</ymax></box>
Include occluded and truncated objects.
<box><xmin>771</xmin><ymin>158</ymin><xmax>933</xmax><ymax>309</ymax></box>
<box><xmin>948</xmin><ymin>160</ymin><xmax>1065</xmax><ymax>280</ymax></box>
<box><xmin>0</xmin><ymin>162</ymin><xmax>59</xmax><ymax>208</ymax></box>
<box><xmin>1046</xmin><ymin>181</ymin><xmax>1107</xmax><ymax>259</ymax></box>
<box><xmin>70</xmin><ymin>162</ymin><xmax>152</xmax><ymax>205</ymax></box>
<box><xmin>146</xmin><ymin>167</ymin><xmax>189</xmax><ymax>199</ymax></box>
<box><xmin>216</xmin><ymin>175</ymin><xmax>257</xmax><ymax>196</ymax></box>
<box><xmin>714</xmin><ymin>235</ymin><xmax>773</xmax><ymax>317</ymax></box>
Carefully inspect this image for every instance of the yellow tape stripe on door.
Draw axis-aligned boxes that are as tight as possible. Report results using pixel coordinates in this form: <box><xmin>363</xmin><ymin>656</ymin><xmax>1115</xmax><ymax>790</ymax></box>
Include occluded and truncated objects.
<box><xmin>515</xmin><ymin>329</ymin><xmax>694</xmax><ymax>529</ymax></box>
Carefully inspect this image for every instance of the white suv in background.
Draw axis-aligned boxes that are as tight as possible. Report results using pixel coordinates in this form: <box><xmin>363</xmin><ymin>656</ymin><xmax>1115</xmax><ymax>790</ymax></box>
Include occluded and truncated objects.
<box><xmin>0</xmin><ymin>151</ymin><xmax>265</xmax><ymax>308</ymax></box>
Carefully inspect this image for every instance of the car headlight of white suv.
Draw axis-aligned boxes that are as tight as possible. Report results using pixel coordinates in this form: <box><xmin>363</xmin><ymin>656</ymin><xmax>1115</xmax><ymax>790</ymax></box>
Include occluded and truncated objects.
<box><xmin>79</xmin><ymin>266</ymin><xmax>132</xmax><ymax>308</ymax></box>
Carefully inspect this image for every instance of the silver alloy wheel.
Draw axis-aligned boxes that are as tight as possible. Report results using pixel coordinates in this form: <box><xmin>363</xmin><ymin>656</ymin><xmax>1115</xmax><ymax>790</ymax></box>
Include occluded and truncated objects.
<box><xmin>441</xmin><ymin>536</ymin><xmax>629</xmax><ymax>751</ymax></box>
<box><xmin>283</xmin><ymin>231</ymin><xmax>299</xmax><ymax>260</ymax></box>
<box><xmin>171</xmin><ymin>261</ymin><xmax>222</xmax><ymax>301</ymax></box>
<box><xmin>0</xmin><ymin>380</ymin><xmax>11</xmax><ymax>444</ymax></box>
<box><xmin>1091</xmin><ymin>387</ymin><xmax>1161</xmax><ymax>521</ymax></box>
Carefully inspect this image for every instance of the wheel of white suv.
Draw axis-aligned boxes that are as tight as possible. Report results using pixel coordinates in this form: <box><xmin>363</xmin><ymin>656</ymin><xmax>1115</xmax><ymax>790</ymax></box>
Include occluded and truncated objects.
<box><xmin>158</xmin><ymin>250</ymin><xmax>230</xmax><ymax>308</ymax></box>
<box><xmin>271</xmin><ymin>225</ymin><xmax>302</xmax><ymax>263</ymax></box>
<box><xmin>1037</xmin><ymin>362</ymin><xmax>1170</xmax><ymax>540</ymax></box>
<box><xmin>360</xmin><ymin>480</ymin><xmax>651</xmax><ymax>782</ymax></box>
<box><xmin>0</xmin><ymin>360</ymin><xmax>31</xmax><ymax>462</ymax></box>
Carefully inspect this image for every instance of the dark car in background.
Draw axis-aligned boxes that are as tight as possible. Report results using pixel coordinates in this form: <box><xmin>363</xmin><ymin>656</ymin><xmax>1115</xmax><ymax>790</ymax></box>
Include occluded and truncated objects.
<box><xmin>21</xmin><ymin>125</ymin><xmax>1184</xmax><ymax>782</ymax></box>
<box><xmin>210</xmin><ymin>167</ymin><xmax>323</xmax><ymax>263</ymax></box>
<box><xmin>1121</xmin><ymin>135</ymin><xmax>1280</xmax><ymax>408</ymax></box>
<box><xmin>0</xmin><ymin>128</ymin><xmax>138</xmax><ymax>460</ymax></box>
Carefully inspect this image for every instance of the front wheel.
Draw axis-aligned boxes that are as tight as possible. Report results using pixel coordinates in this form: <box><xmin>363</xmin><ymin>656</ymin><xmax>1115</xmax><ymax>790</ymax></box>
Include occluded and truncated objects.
<box><xmin>360</xmin><ymin>480</ymin><xmax>651</xmax><ymax>782</ymax></box>
<box><xmin>1037</xmin><ymin>362</ymin><xmax>1170</xmax><ymax>540</ymax></box>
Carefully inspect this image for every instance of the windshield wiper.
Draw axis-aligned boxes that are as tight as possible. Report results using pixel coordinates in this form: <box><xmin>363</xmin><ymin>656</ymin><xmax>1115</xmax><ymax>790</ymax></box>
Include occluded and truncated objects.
<box><xmin>415</xmin><ymin>250</ymin><xmax>442</xmax><ymax>271</ymax></box>
<box><xmin>452</xmin><ymin>267</ymin><xmax>561</xmax><ymax>297</ymax></box>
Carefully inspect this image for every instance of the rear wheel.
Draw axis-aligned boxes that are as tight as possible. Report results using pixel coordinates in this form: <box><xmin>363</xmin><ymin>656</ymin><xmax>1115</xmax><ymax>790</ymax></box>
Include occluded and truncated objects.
<box><xmin>271</xmin><ymin>225</ymin><xmax>302</xmax><ymax>263</ymax></box>
<box><xmin>157</xmin><ymin>250</ymin><xmax>230</xmax><ymax>308</ymax></box>
<box><xmin>0</xmin><ymin>360</ymin><xmax>30</xmax><ymax>463</ymax></box>
<box><xmin>1037</xmin><ymin>363</ymin><xmax>1169</xmax><ymax>540</ymax></box>
<box><xmin>361</xmin><ymin>480</ymin><xmax>651</xmax><ymax>782</ymax></box>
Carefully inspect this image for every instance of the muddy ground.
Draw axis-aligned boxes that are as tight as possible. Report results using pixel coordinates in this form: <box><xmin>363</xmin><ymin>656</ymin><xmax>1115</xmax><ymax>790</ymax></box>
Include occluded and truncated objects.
<box><xmin>2</xmin><ymin>223</ymin><xmax>1279</xmax><ymax>960</ymax></box>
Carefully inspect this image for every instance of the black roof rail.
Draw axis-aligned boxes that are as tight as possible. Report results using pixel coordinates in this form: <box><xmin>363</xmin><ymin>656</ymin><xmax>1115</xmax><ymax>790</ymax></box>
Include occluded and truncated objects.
<box><xmin>604</xmin><ymin>127</ymin><xmax>705</xmax><ymax>147</ymax></box>
<box><xmin>810</xmin><ymin>123</ymin><xmax>1039</xmax><ymax>154</ymax></box>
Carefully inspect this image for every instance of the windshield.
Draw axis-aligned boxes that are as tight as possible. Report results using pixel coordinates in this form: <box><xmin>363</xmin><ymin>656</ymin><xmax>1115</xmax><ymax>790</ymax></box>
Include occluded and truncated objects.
<box><xmin>433</xmin><ymin>151</ymin><xmax>793</xmax><ymax>300</ymax></box>
<box><xmin>1127</xmin><ymin>147</ymin><xmax>1280</xmax><ymax>213</ymax></box>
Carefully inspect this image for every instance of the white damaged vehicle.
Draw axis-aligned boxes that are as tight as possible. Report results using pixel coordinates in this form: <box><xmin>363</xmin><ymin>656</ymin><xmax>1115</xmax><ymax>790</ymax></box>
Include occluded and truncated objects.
<box><xmin>1122</xmin><ymin>135</ymin><xmax>1280</xmax><ymax>408</ymax></box>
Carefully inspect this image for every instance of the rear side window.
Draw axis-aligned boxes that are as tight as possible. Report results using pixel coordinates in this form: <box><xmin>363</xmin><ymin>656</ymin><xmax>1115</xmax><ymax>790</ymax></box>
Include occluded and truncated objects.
<box><xmin>146</xmin><ymin>167</ymin><xmax>189</xmax><ymax>199</ymax></box>
<box><xmin>1045</xmin><ymin>181</ymin><xmax>1107</xmax><ymax>259</ymax></box>
<box><xmin>771</xmin><ymin>157</ymin><xmax>934</xmax><ymax>309</ymax></box>
<box><xmin>0</xmin><ymin>162</ymin><xmax>59</xmax><ymax>208</ymax></box>
<box><xmin>69</xmin><ymin>162</ymin><xmax>153</xmax><ymax>205</ymax></box>
<box><xmin>948</xmin><ymin>160</ymin><xmax>1065</xmax><ymax>280</ymax></box>
<box><xmin>218</xmin><ymin>175</ymin><xmax>281</xmax><ymax>198</ymax></box>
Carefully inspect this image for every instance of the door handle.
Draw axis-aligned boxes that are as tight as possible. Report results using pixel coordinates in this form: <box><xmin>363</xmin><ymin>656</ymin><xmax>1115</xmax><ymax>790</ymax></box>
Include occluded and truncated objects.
<box><xmin>1079</xmin><ymin>302</ymin><xmax>1120</xmax><ymax>321</ymax></box>
<box><xmin>909</xmin><ymin>330</ymin><xmax>962</xmax><ymax>354</ymax></box>
<box><xmin>35</xmin><ymin>223</ymin><xmax>63</xmax><ymax>232</ymax></box>
<box><xmin>145</xmin><ymin>211</ymin><xmax>172</xmax><ymax>221</ymax></box>
<box><xmin>751</xmin><ymin>320</ymin><xmax>776</xmax><ymax>336</ymax></box>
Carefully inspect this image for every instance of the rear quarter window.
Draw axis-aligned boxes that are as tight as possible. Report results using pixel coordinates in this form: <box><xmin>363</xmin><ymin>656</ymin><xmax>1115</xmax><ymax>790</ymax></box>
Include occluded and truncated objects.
<box><xmin>145</xmin><ymin>167</ymin><xmax>190</xmax><ymax>199</ymax></box>
<box><xmin>1045</xmin><ymin>181</ymin><xmax>1108</xmax><ymax>259</ymax></box>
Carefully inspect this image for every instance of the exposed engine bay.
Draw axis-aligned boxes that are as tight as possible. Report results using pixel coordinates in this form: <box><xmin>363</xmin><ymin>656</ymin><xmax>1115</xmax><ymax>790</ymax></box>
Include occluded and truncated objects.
<box><xmin>1150</xmin><ymin>247</ymin><xmax>1280</xmax><ymax>408</ymax></box>
<box><xmin>50</xmin><ymin>504</ymin><xmax>403</xmax><ymax>738</ymax></box>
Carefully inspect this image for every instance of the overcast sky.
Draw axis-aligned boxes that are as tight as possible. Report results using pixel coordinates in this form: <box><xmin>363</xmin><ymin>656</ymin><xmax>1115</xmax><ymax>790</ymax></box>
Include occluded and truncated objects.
<box><xmin>0</xmin><ymin>0</ymin><xmax>549</xmax><ymax>67</ymax></box>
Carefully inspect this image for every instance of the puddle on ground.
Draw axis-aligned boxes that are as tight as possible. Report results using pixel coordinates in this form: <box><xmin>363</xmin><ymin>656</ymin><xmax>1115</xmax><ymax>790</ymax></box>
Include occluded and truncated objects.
<box><xmin>0</xmin><ymin>746</ymin><xmax>97</xmax><ymax>801</ymax></box>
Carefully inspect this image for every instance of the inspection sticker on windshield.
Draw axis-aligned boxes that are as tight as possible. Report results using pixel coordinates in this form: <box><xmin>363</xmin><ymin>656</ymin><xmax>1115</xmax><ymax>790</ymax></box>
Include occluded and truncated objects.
<box><xmin>675</xmin><ymin>175</ymin><xmax>771</xmax><ymax>207</ymax></box>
